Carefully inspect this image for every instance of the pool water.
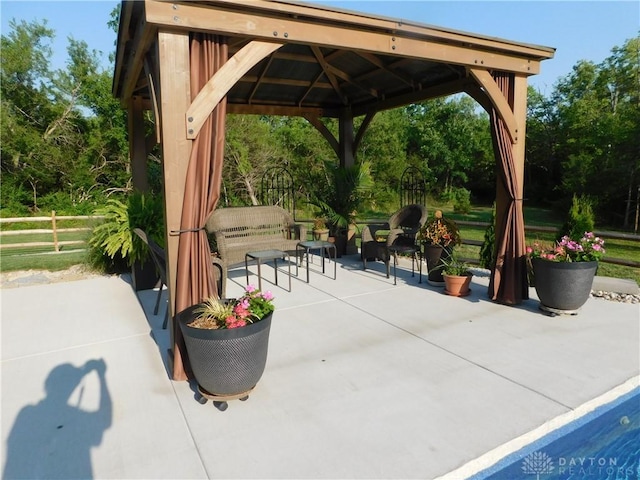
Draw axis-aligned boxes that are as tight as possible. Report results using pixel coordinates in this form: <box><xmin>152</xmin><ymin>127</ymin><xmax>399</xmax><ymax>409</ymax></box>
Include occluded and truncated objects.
<box><xmin>470</xmin><ymin>387</ymin><xmax>640</xmax><ymax>480</ymax></box>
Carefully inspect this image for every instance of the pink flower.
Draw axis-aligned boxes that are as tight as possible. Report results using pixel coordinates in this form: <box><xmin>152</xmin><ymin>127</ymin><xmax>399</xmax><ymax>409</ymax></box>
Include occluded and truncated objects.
<box><xmin>261</xmin><ymin>290</ymin><xmax>274</xmax><ymax>301</ymax></box>
<box><xmin>245</xmin><ymin>285</ymin><xmax>256</xmax><ymax>293</ymax></box>
<box><xmin>526</xmin><ymin>246</ymin><xmax>533</xmax><ymax>254</ymax></box>
<box><xmin>226</xmin><ymin>317</ymin><xmax>247</xmax><ymax>329</ymax></box>
<box><xmin>233</xmin><ymin>304</ymin><xmax>250</xmax><ymax>319</ymax></box>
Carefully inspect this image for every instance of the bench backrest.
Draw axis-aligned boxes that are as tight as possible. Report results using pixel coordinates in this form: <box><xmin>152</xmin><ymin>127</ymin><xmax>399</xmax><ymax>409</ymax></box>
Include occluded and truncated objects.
<box><xmin>205</xmin><ymin>206</ymin><xmax>299</xmax><ymax>266</ymax></box>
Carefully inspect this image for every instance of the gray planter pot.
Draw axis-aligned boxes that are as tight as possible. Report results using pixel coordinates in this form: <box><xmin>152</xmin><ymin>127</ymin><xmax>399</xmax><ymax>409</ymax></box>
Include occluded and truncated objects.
<box><xmin>532</xmin><ymin>258</ymin><xmax>597</xmax><ymax>313</ymax></box>
<box><xmin>177</xmin><ymin>304</ymin><xmax>272</xmax><ymax>396</ymax></box>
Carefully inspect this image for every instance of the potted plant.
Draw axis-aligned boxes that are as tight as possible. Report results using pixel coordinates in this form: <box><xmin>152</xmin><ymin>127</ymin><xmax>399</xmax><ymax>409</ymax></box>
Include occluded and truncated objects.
<box><xmin>88</xmin><ymin>192</ymin><xmax>165</xmax><ymax>290</ymax></box>
<box><xmin>441</xmin><ymin>256</ymin><xmax>473</xmax><ymax>297</ymax></box>
<box><xmin>176</xmin><ymin>285</ymin><xmax>275</xmax><ymax>408</ymax></box>
<box><xmin>526</xmin><ymin>232</ymin><xmax>606</xmax><ymax>315</ymax></box>
<box><xmin>308</xmin><ymin>160</ymin><xmax>374</xmax><ymax>256</ymax></box>
<box><xmin>312</xmin><ymin>217</ymin><xmax>330</xmax><ymax>241</ymax></box>
<box><xmin>417</xmin><ymin>210</ymin><xmax>461</xmax><ymax>286</ymax></box>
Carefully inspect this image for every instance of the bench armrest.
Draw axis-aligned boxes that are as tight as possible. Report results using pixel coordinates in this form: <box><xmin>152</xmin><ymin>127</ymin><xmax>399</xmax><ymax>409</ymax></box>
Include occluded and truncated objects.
<box><xmin>211</xmin><ymin>255</ymin><xmax>227</xmax><ymax>299</ymax></box>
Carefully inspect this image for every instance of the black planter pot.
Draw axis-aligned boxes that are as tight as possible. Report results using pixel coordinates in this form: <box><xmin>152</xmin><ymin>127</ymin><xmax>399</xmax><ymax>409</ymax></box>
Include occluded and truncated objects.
<box><xmin>132</xmin><ymin>257</ymin><xmax>158</xmax><ymax>291</ymax></box>
<box><xmin>423</xmin><ymin>245</ymin><xmax>451</xmax><ymax>286</ymax></box>
<box><xmin>177</xmin><ymin>304</ymin><xmax>272</xmax><ymax>396</ymax></box>
<box><xmin>531</xmin><ymin>258</ymin><xmax>597</xmax><ymax>313</ymax></box>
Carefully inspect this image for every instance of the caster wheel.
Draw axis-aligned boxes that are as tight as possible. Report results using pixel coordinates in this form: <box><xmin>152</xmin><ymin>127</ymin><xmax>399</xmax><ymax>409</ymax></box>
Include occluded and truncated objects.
<box><xmin>197</xmin><ymin>395</ymin><xmax>208</xmax><ymax>405</ymax></box>
<box><xmin>214</xmin><ymin>401</ymin><xmax>228</xmax><ymax>411</ymax></box>
<box><xmin>239</xmin><ymin>395</ymin><xmax>249</xmax><ymax>401</ymax></box>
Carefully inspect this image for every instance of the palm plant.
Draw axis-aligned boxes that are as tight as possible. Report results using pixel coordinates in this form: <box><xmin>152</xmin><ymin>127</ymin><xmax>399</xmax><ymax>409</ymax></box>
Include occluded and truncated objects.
<box><xmin>309</xmin><ymin>160</ymin><xmax>374</xmax><ymax>235</ymax></box>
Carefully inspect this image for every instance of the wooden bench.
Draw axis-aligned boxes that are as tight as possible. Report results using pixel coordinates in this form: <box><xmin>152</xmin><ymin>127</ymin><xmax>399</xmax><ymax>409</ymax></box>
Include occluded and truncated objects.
<box><xmin>206</xmin><ymin>206</ymin><xmax>307</xmax><ymax>295</ymax></box>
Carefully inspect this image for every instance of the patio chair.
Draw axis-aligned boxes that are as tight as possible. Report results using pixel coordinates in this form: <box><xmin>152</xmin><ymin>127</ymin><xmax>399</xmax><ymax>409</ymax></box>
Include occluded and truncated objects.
<box><xmin>133</xmin><ymin>228</ymin><xmax>227</xmax><ymax>329</ymax></box>
<box><xmin>361</xmin><ymin>204</ymin><xmax>427</xmax><ymax>277</ymax></box>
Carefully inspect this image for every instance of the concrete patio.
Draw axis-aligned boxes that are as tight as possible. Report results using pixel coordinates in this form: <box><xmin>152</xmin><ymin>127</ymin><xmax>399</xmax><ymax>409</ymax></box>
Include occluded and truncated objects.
<box><xmin>1</xmin><ymin>254</ymin><xmax>638</xmax><ymax>479</ymax></box>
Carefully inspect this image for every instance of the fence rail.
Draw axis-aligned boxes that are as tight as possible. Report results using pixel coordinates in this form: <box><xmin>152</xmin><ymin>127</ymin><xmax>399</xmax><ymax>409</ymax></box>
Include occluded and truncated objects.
<box><xmin>2</xmin><ymin>214</ymin><xmax>638</xmax><ymax>269</ymax></box>
<box><xmin>0</xmin><ymin>211</ymin><xmax>104</xmax><ymax>253</ymax></box>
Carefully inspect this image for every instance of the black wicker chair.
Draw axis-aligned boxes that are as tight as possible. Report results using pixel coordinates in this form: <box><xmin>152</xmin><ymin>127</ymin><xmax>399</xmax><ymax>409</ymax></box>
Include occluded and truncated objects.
<box><xmin>360</xmin><ymin>204</ymin><xmax>427</xmax><ymax>277</ymax></box>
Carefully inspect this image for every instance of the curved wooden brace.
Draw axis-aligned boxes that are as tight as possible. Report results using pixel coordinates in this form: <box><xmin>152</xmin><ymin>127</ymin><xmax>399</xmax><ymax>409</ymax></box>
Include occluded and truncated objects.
<box><xmin>354</xmin><ymin>111</ymin><xmax>376</xmax><ymax>154</ymax></box>
<box><xmin>304</xmin><ymin>113</ymin><xmax>340</xmax><ymax>157</ymax></box>
<box><xmin>186</xmin><ymin>40</ymin><xmax>283</xmax><ymax>139</ymax></box>
<box><xmin>469</xmin><ymin>68</ymin><xmax>518</xmax><ymax>144</ymax></box>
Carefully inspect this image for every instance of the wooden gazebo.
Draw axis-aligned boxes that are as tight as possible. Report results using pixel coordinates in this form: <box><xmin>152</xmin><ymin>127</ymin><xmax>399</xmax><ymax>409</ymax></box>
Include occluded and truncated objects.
<box><xmin>113</xmin><ymin>0</ymin><xmax>555</xmax><ymax>379</ymax></box>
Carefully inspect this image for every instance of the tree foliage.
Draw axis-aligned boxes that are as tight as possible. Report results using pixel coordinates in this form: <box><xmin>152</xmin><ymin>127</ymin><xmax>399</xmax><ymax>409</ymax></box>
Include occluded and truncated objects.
<box><xmin>1</xmin><ymin>13</ymin><xmax>637</xmax><ymax>231</ymax></box>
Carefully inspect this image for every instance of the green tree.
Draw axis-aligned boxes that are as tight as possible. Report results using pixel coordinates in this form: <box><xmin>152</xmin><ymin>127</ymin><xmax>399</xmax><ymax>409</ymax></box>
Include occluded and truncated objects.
<box><xmin>548</xmin><ymin>35</ymin><xmax>640</xmax><ymax>227</ymax></box>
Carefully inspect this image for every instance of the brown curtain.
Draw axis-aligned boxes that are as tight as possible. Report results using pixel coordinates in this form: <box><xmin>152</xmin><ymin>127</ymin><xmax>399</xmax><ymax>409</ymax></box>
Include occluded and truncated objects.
<box><xmin>172</xmin><ymin>34</ymin><xmax>228</xmax><ymax>381</ymax></box>
<box><xmin>488</xmin><ymin>71</ymin><xmax>529</xmax><ymax>305</ymax></box>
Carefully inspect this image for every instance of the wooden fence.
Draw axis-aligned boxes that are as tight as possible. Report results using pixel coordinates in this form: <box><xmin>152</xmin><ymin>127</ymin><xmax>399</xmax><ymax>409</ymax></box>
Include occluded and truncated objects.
<box><xmin>0</xmin><ymin>212</ymin><xmax>104</xmax><ymax>252</ymax></box>
<box><xmin>2</xmin><ymin>213</ymin><xmax>638</xmax><ymax>269</ymax></box>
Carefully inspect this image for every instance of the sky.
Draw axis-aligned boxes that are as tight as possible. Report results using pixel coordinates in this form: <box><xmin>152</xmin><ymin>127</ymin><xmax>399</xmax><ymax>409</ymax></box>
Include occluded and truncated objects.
<box><xmin>1</xmin><ymin>0</ymin><xmax>638</xmax><ymax>95</ymax></box>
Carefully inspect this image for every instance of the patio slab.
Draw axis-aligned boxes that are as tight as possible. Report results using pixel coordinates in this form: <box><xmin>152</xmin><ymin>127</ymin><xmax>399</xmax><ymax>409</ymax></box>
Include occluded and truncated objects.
<box><xmin>1</xmin><ymin>255</ymin><xmax>638</xmax><ymax>479</ymax></box>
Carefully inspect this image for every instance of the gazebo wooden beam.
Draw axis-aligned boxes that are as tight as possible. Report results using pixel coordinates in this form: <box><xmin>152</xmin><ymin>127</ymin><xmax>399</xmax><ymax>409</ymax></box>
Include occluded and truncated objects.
<box><xmin>469</xmin><ymin>68</ymin><xmax>519</xmax><ymax>143</ymax></box>
<box><xmin>227</xmin><ymin>104</ymin><xmax>332</xmax><ymax>117</ymax></box>
<box><xmin>120</xmin><ymin>16</ymin><xmax>157</xmax><ymax>104</ymax></box>
<box><xmin>199</xmin><ymin>0</ymin><xmax>553</xmax><ymax>60</ymax></box>
<box><xmin>351</xmin><ymin>77</ymin><xmax>472</xmax><ymax>117</ymax></box>
<box><xmin>144</xmin><ymin>1</ymin><xmax>545</xmax><ymax>75</ymax></box>
<box><xmin>186</xmin><ymin>40</ymin><xmax>283</xmax><ymax>139</ymax></box>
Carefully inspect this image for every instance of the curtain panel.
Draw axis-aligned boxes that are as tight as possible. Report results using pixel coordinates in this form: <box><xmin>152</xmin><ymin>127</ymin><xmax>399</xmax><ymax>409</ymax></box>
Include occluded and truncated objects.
<box><xmin>488</xmin><ymin>71</ymin><xmax>529</xmax><ymax>305</ymax></box>
<box><xmin>172</xmin><ymin>34</ymin><xmax>228</xmax><ymax>381</ymax></box>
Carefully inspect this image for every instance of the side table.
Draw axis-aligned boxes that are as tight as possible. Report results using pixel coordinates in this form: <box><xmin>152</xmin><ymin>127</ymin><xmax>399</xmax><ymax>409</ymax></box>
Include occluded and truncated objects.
<box><xmin>296</xmin><ymin>241</ymin><xmax>337</xmax><ymax>283</ymax></box>
<box><xmin>245</xmin><ymin>249</ymin><xmax>292</xmax><ymax>292</ymax></box>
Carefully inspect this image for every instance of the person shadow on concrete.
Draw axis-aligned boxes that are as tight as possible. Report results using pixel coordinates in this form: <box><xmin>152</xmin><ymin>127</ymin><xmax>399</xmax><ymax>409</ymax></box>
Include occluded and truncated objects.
<box><xmin>3</xmin><ymin>359</ymin><xmax>112</xmax><ymax>479</ymax></box>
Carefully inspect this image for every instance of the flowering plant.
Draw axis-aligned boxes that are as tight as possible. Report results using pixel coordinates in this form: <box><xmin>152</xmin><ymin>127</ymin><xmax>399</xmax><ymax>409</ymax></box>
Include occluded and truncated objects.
<box><xmin>418</xmin><ymin>210</ymin><xmax>461</xmax><ymax>247</ymax></box>
<box><xmin>526</xmin><ymin>232</ymin><xmax>605</xmax><ymax>262</ymax></box>
<box><xmin>190</xmin><ymin>285</ymin><xmax>275</xmax><ymax>329</ymax></box>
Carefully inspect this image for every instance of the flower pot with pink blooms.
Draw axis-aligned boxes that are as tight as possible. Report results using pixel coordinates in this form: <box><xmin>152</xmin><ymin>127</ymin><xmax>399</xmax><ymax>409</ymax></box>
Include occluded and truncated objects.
<box><xmin>177</xmin><ymin>285</ymin><xmax>275</xmax><ymax>409</ymax></box>
<box><xmin>527</xmin><ymin>232</ymin><xmax>605</xmax><ymax>316</ymax></box>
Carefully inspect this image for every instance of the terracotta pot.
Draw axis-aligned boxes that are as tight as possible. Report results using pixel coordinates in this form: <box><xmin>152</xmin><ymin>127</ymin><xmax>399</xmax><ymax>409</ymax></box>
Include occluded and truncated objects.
<box><xmin>443</xmin><ymin>273</ymin><xmax>472</xmax><ymax>297</ymax></box>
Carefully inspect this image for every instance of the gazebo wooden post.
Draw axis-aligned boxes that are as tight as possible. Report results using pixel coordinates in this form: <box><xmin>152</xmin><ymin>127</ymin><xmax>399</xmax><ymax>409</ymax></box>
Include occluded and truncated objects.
<box><xmin>338</xmin><ymin>108</ymin><xmax>355</xmax><ymax>168</ymax></box>
<box><xmin>157</xmin><ymin>30</ymin><xmax>192</xmax><ymax>354</ymax></box>
<box><xmin>512</xmin><ymin>75</ymin><xmax>528</xmax><ymax>191</ymax></box>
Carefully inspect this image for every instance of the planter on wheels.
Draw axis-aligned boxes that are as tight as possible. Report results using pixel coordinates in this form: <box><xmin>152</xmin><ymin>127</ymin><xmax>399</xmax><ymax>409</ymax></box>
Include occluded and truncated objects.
<box><xmin>177</xmin><ymin>304</ymin><xmax>273</xmax><ymax>403</ymax></box>
<box><xmin>423</xmin><ymin>245</ymin><xmax>451</xmax><ymax>286</ymax></box>
<box><xmin>531</xmin><ymin>258</ymin><xmax>597</xmax><ymax>315</ymax></box>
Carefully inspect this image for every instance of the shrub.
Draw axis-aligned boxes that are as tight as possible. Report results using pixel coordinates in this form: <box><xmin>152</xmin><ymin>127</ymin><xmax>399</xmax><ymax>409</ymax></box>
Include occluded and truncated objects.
<box><xmin>452</xmin><ymin>187</ymin><xmax>471</xmax><ymax>214</ymax></box>
<box><xmin>559</xmin><ymin>195</ymin><xmax>595</xmax><ymax>241</ymax></box>
<box><xmin>479</xmin><ymin>202</ymin><xmax>496</xmax><ymax>269</ymax></box>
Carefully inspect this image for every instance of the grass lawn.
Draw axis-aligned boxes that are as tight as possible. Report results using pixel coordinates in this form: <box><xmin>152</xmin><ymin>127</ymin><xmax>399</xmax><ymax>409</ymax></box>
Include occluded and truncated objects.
<box><xmin>2</xmin><ymin>204</ymin><xmax>639</xmax><ymax>285</ymax></box>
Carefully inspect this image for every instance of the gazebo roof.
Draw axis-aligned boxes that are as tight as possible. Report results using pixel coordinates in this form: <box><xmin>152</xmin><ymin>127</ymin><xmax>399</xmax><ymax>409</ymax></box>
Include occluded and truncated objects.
<box><xmin>113</xmin><ymin>0</ymin><xmax>555</xmax><ymax>118</ymax></box>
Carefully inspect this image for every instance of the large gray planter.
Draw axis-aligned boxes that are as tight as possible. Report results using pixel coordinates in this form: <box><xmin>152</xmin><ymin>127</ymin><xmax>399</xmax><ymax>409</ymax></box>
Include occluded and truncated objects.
<box><xmin>531</xmin><ymin>258</ymin><xmax>597</xmax><ymax>313</ymax></box>
<box><xmin>177</xmin><ymin>304</ymin><xmax>272</xmax><ymax>396</ymax></box>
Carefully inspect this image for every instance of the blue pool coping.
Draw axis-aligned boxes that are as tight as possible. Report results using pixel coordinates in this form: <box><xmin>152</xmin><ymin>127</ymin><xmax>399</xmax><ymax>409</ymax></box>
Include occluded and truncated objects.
<box><xmin>467</xmin><ymin>383</ymin><xmax>640</xmax><ymax>480</ymax></box>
